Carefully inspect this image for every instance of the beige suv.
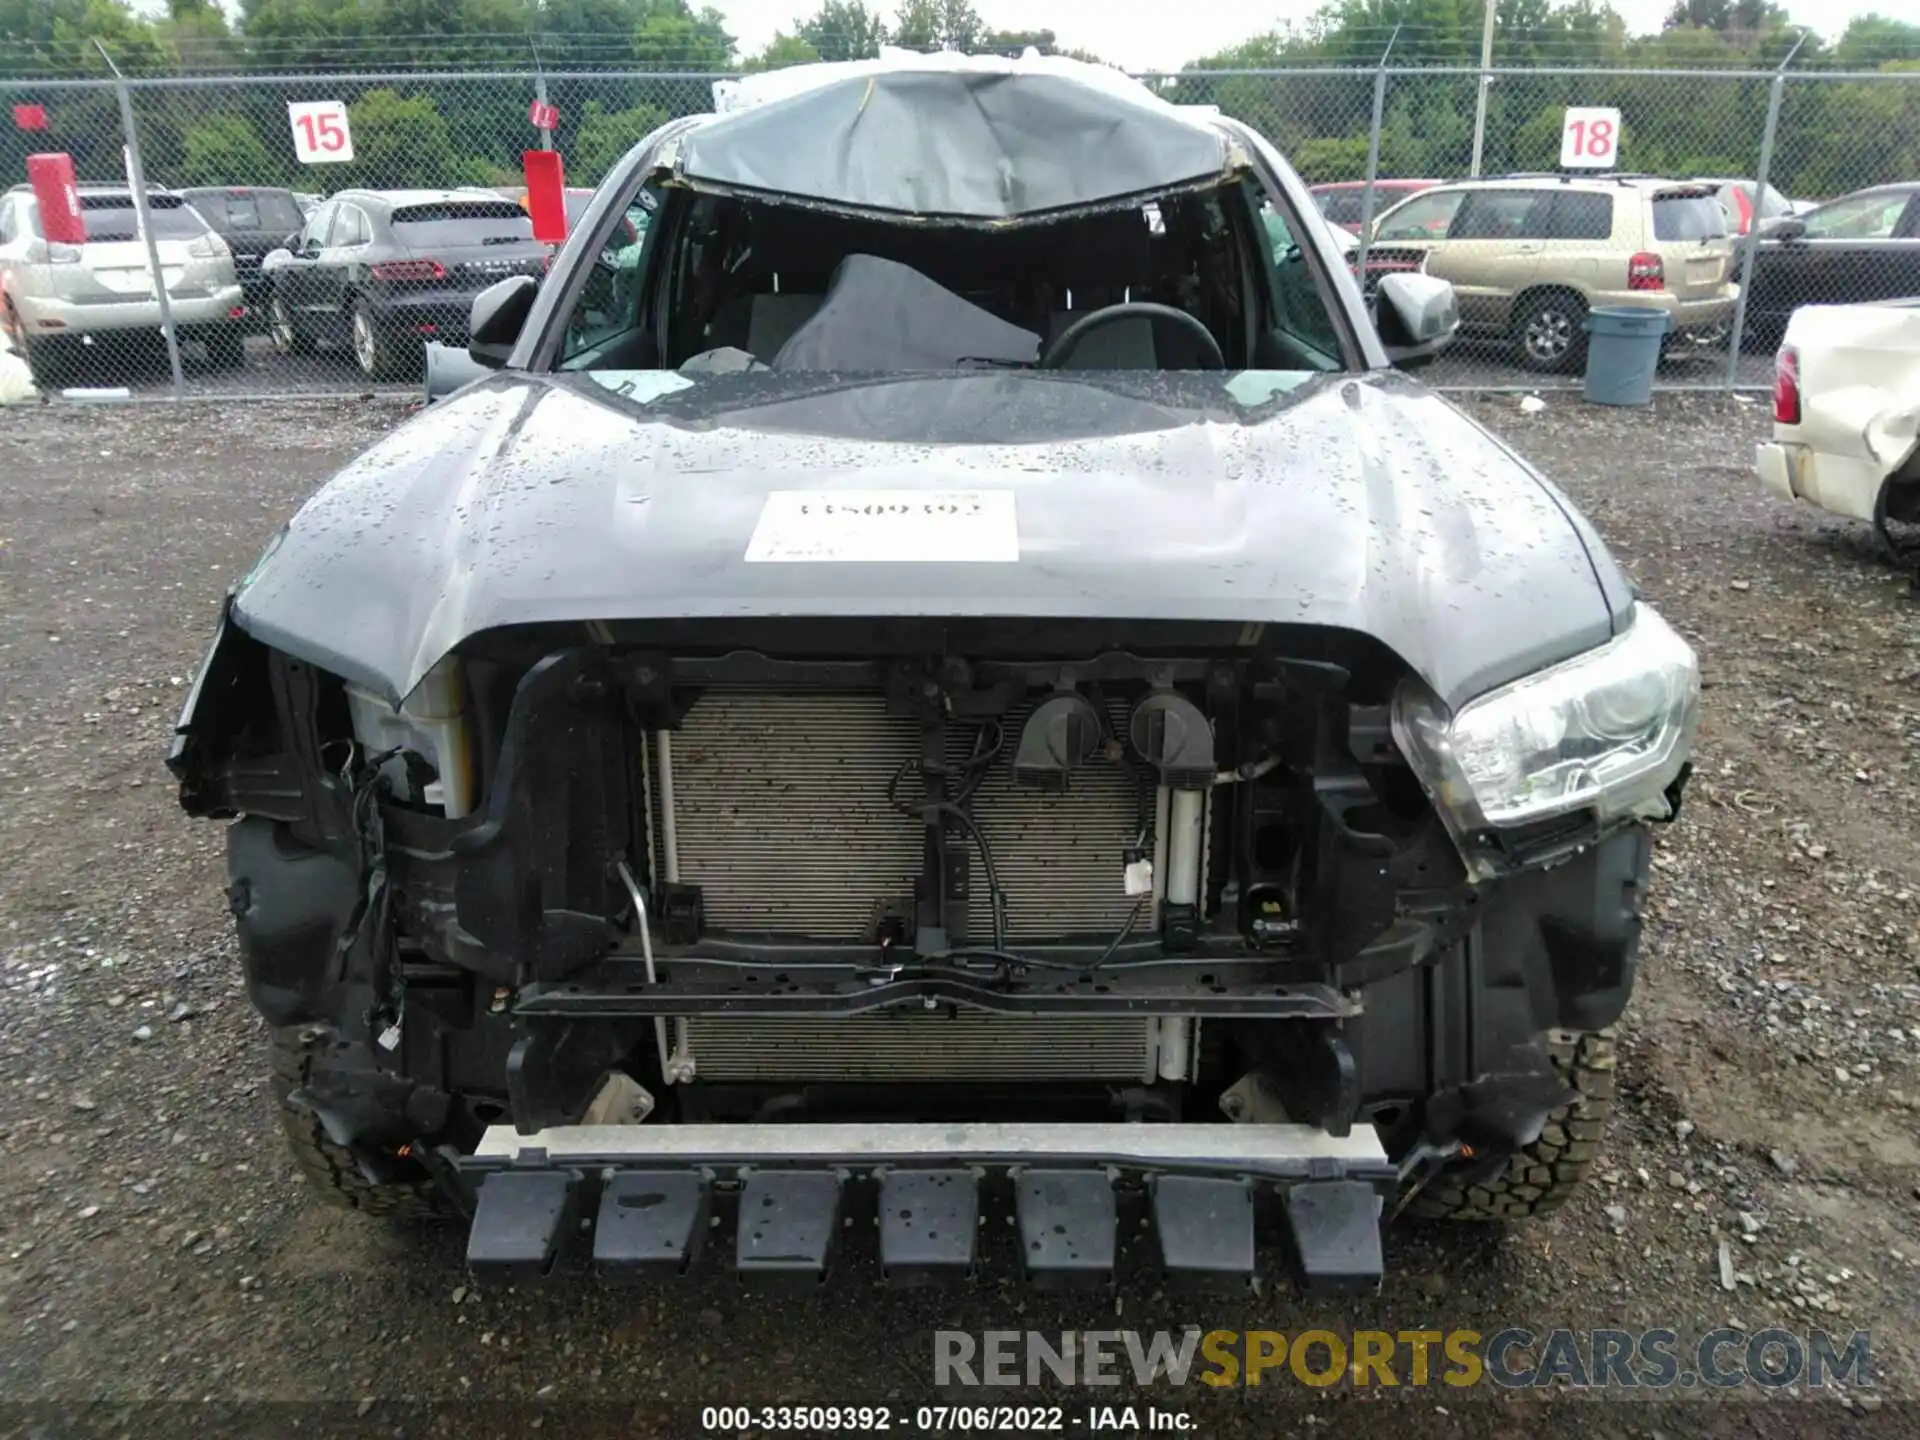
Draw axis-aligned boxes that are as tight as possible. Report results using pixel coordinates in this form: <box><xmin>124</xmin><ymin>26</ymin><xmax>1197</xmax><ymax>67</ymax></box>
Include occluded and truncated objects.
<box><xmin>1363</xmin><ymin>175</ymin><xmax>1737</xmax><ymax>372</ymax></box>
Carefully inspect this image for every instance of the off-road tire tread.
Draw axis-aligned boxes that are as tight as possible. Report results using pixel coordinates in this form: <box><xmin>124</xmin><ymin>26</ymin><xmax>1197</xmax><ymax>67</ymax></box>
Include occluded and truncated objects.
<box><xmin>269</xmin><ymin>1030</ymin><xmax>451</xmax><ymax>1220</ymax></box>
<box><xmin>1409</xmin><ymin>1027</ymin><xmax>1617</xmax><ymax>1222</ymax></box>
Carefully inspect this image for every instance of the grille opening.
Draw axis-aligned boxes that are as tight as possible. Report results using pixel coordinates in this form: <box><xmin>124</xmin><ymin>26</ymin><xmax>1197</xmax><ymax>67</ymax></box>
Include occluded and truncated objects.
<box><xmin>648</xmin><ymin>690</ymin><xmax>1159</xmax><ymax>945</ymax></box>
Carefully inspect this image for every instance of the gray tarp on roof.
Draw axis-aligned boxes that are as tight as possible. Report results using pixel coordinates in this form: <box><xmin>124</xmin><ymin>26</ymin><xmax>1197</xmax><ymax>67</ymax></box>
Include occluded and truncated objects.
<box><xmin>676</xmin><ymin>62</ymin><xmax>1233</xmax><ymax>220</ymax></box>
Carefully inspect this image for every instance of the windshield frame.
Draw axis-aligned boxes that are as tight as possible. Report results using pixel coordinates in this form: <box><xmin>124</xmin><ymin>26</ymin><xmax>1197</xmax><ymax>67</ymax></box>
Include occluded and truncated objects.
<box><xmin>514</xmin><ymin>110</ymin><xmax>1378</xmax><ymax>378</ymax></box>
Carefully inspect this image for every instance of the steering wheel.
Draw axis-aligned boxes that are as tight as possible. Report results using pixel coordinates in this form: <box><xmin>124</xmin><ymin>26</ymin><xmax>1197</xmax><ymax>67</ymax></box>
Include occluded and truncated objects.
<box><xmin>1038</xmin><ymin>302</ymin><xmax>1226</xmax><ymax>371</ymax></box>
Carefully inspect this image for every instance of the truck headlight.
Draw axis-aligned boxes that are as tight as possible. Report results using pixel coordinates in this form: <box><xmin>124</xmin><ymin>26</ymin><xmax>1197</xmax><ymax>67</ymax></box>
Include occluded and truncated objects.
<box><xmin>1392</xmin><ymin>605</ymin><xmax>1699</xmax><ymax>839</ymax></box>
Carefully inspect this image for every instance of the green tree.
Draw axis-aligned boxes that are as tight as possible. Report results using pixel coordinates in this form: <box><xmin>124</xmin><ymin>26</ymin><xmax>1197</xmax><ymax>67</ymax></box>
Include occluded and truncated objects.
<box><xmin>632</xmin><ymin>0</ymin><xmax>733</xmax><ymax>69</ymax></box>
<box><xmin>1771</xmin><ymin>58</ymin><xmax>1920</xmax><ymax>198</ymax></box>
<box><xmin>569</xmin><ymin>97</ymin><xmax>668</xmax><ymax>183</ymax></box>
<box><xmin>1663</xmin><ymin>0</ymin><xmax>1788</xmax><ymax>34</ymax></box>
<box><xmin>1830</xmin><ymin>14</ymin><xmax>1920</xmax><ymax>65</ymax></box>
<box><xmin>935</xmin><ymin>0</ymin><xmax>979</xmax><ymax>50</ymax></box>
<box><xmin>157</xmin><ymin>0</ymin><xmax>236</xmax><ymax>69</ymax></box>
<box><xmin>888</xmin><ymin>0</ymin><xmax>937</xmax><ymax>49</ymax></box>
<box><xmin>1</xmin><ymin>0</ymin><xmax>168</xmax><ymax>71</ymax></box>
<box><xmin>745</xmin><ymin>30</ymin><xmax>821</xmax><ymax>69</ymax></box>
<box><xmin>341</xmin><ymin>88</ymin><xmax>490</xmax><ymax>188</ymax></box>
<box><xmin>795</xmin><ymin>0</ymin><xmax>885</xmax><ymax>60</ymax></box>
<box><xmin>53</xmin><ymin>0</ymin><xmax>168</xmax><ymax>71</ymax></box>
<box><xmin>177</xmin><ymin>112</ymin><xmax>282</xmax><ymax>184</ymax></box>
<box><xmin>889</xmin><ymin>0</ymin><xmax>978</xmax><ymax>51</ymax></box>
<box><xmin>978</xmin><ymin>27</ymin><xmax>1055</xmax><ymax>54</ymax></box>
<box><xmin>235</xmin><ymin>0</ymin><xmax>371</xmax><ymax>73</ymax></box>
<box><xmin>0</xmin><ymin>0</ymin><xmax>90</xmax><ymax>48</ymax></box>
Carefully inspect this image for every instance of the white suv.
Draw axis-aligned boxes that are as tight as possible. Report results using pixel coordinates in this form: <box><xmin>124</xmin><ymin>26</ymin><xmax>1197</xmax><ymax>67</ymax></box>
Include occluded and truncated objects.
<box><xmin>0</xmin><ymin>184</ymin><xmax>247</xmax><ymax>384</ymax></box>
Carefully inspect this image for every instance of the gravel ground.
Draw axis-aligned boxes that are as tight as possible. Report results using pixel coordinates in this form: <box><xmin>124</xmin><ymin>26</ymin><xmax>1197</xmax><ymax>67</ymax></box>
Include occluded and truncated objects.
<box><xmin>0</xmin><ymin>390</ymin><xmax>1915</xmax><ymax>1438</ymax></box>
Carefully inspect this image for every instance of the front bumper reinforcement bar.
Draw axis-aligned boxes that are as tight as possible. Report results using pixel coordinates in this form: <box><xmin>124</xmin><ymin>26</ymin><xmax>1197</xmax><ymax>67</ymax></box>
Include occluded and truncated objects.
<box><xmin>456</xmin><ymin>1121</ymin><xmax>1397</xmax><ymax>1294</ymax></box>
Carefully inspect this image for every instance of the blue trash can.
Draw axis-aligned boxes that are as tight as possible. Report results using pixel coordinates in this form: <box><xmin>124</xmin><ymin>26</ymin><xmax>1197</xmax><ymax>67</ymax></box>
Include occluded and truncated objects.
<box><xmin>1582</xmin><ymin>306</ymin><xmax>1671</xmax><ymax>407</ymax></box>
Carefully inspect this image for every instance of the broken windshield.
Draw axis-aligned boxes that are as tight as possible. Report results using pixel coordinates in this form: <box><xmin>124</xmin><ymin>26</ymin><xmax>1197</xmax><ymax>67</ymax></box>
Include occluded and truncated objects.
<box><xmin>554</xmin><ymin>175</ymin><xmax>1352</xmax><ymax>378</ymax></box>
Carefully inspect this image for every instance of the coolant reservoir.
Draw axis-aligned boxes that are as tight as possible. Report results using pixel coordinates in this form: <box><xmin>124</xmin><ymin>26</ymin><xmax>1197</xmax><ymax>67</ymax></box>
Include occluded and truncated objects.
<box><xmin>402</xmin><ymin>658</ymin><xmax>476</xmax><ymax>819</ymax></box>
<box><xmin>343</xmin><ymin>658</ymin><xmax>476</xmax><ymax>819</ymax></box>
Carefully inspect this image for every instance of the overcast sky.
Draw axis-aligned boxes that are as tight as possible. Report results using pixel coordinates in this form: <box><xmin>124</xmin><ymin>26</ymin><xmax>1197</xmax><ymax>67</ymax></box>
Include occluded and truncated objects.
<box><xmin>720</xmin><ymin>0</ymin><xmax>1892</xmax><ymax>71</ymax></box>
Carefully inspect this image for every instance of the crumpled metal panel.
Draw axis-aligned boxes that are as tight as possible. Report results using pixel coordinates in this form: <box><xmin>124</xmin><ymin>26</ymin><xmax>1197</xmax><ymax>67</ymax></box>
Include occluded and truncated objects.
<box><xmin>1758</xmin><ymin>299</ymin><xmax>1920</xmax><ymax>522</ymax></box>
<box><xmin>688</xmin><ymin>52</ymin><xmax>1231</xmax><ymax>220</ymax></box>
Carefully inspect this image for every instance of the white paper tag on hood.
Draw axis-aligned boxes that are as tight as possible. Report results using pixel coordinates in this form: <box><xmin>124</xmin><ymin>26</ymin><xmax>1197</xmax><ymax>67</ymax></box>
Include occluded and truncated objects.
<box><xmin>744</xmin><ymin>489</ymin><xmax>1019</xmax><ymax>563</ymax></box>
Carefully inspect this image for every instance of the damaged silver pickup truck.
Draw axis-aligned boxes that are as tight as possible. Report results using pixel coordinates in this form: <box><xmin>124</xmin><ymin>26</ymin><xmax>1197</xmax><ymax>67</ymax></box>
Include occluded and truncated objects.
<box><xmin>168</xmin><ymin>52</ymin><xmax>1697</xmax><ymax>1292</ymax></box>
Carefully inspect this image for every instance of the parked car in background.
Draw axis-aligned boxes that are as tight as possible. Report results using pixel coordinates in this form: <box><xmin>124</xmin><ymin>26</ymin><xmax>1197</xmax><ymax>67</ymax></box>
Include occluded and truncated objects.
<box><xmin>1756</xmin><ymin>298</ymin><xmax>1920</xmax><ymax>562</ymax></box>
<box><xmin>179</xmin><ymin>185</ymin><xmax>307</xmax><ymax>314</ymax></box>
<box><xmin>518</xmin><ymin>185</ymin><xmax>594</xmax><ymax>229</ymax></box>
<box><xmin>1365</xmin><ymin>174</ymin><xmax>1737</xmax><ymax>372</ymax></box>
<box><xmin>292</xmin><ymin>192</ymin><xmax>322</xmax><ymax>216</ymax></box>
<box><xmin>1309</xmin><ymin>179</ymin><xmax>1441</xmax><ymax>234</ymax></box>
<box><xmin>1738</xmin><ymin>182</ymin><xmax>1920</xmax><ymax>350</ymax></box>
<box><xmin>0</xmin><ymin>182</ymin><xmax>246</xmax><ymax>385</ymax></box>
<box><xmin>501</xmin><ymin>185</ymin><xmax>645</xmax><ymax>246</ymax></box>
<box><xmin>262</xmin><ymin>188</ymin><xmax>549</xmax><ymax>379</ymax></box>
<box><xmin>1689</xmin><ymin>177</ymin><xmax>1795</xmax><ymax>237</ymax></box>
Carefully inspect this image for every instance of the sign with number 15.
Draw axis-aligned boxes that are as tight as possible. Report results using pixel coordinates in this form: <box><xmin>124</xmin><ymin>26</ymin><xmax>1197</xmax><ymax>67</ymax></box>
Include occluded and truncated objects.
<box><xmin>1560</xmin><ymin>106</ymin><xmax>1620</xmax><ymax>169</ymax></box>
<box><xmin>288</xmin><ymin>100</ymin><xmax>354</xmax><ymax>164</ymax></box>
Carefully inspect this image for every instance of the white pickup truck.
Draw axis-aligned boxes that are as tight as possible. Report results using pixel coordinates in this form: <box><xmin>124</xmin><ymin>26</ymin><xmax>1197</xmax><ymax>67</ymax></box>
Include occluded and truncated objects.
<box><xmin>1756</xmin><ymin>299</ymin><xmax>1920</xmax><ymax>560</ymax></box>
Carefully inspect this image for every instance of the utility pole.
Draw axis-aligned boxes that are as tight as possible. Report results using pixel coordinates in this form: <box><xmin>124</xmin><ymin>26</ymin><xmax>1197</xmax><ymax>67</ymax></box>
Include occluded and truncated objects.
<box><xmin>98</xmin><ymin>41</ymin><xmax>185</xmax><ymax>398</ymax></box>
<box><xmin>1469</xmin><ymin>0</ymin><xmax>1496</xmax><ymax>177</ymax></box>
<box><xmin>531</xmin><ymin>36</ymin><xmax>551</xmax><ymax>151</ymax></box>
<box><xmin>1353</xmin><ymin>24</ymin><xmax>1402</xmax><ymax>287</ymax></box>
<box><xmin>1724</xmin><ymin>27</ymin><xmax>1810</xmax><ymax>380</ymax></box>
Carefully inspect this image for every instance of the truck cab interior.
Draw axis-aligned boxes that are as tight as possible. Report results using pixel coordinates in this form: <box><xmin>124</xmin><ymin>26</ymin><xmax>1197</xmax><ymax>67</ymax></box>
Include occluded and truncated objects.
<box><xmin>553</xmin><ymin>175</ymin><xmax>1351</xmax><ymax>376</ymax></box>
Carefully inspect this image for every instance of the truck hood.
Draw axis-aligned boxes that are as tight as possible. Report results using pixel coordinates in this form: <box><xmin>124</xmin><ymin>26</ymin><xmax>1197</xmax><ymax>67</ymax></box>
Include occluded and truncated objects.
<box><xmin>230</xmin><ymin>368</ymin><xmax>1630</xmax><ymax>711</ymax></box>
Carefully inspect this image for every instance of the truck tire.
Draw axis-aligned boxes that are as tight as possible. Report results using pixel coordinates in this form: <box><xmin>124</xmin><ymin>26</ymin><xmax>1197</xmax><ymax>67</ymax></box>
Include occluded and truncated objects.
<box><xmin>1408</xmin><ymin>1027</ymin><xmax>1617</xmax><ymax>1222</ymax></box>
<box><xmin>269</xmin><ymin>1030</ymin><xmax>454</xmax><ymax>1220</ymax></box>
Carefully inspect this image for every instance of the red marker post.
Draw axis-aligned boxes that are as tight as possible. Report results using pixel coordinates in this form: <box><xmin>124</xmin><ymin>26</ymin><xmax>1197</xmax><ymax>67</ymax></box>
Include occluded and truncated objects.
<box><xmin>25</xmin><ymin>152</ymin><xmax>84</xmax><ymax>246</ymax></box>
<box><xmin>13</xmin><ymin>103</ymin><xmax>49</xmax><ymax>131</ymax></box>
<box><xmin>523</xmin><ymin>148</ymin><xmax>569</xmax><ymax>245</ymax></box>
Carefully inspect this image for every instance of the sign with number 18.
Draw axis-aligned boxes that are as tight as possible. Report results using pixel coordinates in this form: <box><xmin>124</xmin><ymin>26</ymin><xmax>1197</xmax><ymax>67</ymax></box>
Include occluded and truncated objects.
<box><xmin>1560</xmin><ymin>107</ymin><xmax>1620</xmax><ymax>169</ymax></box>
<box><xmin>288</xmin><ymin>100</ymin><xmax>354</xmax><ymax>164</ymax></box>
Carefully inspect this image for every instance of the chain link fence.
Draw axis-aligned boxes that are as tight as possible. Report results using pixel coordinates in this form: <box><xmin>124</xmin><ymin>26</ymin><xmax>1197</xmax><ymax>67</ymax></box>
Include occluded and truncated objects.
<box><xmin>1</xmin><ymin>61</ymin><xmax>1916</xmax><ymax>401</ymax></box>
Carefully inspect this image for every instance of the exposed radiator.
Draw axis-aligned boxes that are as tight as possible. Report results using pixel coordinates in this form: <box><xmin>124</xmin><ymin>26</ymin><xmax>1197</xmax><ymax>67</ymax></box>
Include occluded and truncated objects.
<box><xmin>654</xmin><ymin>691</ymin><xmax>1152</xmax><ymax>943</ymax></box>
<box><xmin>682</xmin><ymin>1013</ymin><xmax>1163</xmax><ymax>1082</ymax></box>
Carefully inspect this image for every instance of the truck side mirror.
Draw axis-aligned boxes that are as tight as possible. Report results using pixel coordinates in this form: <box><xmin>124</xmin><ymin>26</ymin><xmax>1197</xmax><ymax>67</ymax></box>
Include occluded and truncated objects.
<box><xmin>469</xmin><ymin>275</ymin><xmax>539</xmax><ymax>369</ymax></box>
<box><xmin>1375</xmin><ymin>272</ymin><xmax>1459</xmax><ymax>370</ymax></box>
